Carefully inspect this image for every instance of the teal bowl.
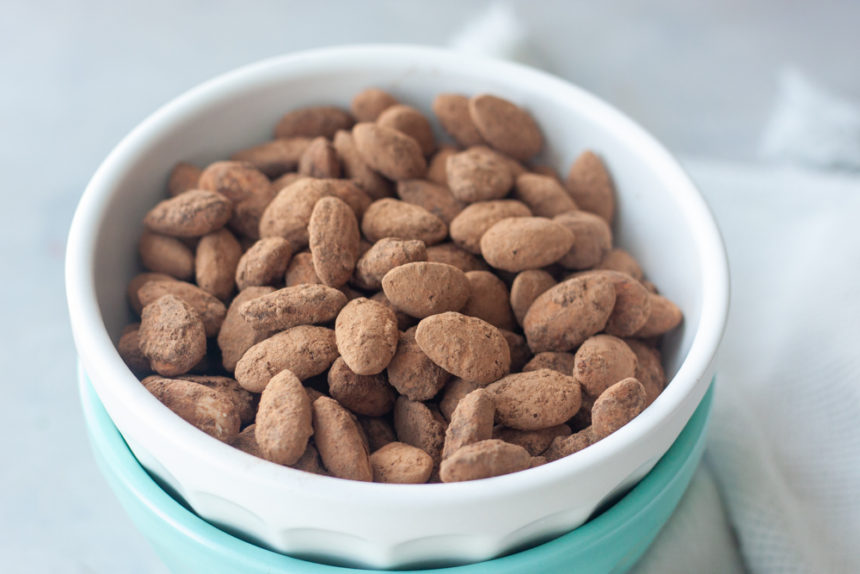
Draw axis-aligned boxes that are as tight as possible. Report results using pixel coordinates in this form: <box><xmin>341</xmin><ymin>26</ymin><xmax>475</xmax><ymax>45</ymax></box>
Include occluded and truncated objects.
<box><xmin>79</xmin><ymin>372</ymin><xmax>713</xmax><ymax>574</ymax></box>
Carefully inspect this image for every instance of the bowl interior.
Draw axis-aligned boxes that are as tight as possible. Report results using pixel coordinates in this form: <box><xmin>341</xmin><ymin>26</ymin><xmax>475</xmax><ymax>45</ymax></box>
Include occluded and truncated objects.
<box><xmin>92</xmin><ymin>51</ymin><xmax>712</xmax><ymax>373</ymax></box>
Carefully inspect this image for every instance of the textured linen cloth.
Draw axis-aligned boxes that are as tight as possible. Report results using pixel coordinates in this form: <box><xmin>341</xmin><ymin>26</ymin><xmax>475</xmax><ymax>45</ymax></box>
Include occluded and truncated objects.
<box><xmin>689</xmin><ymin>160</ymin><xmax>860</xmax><ymax>574</ymax></box>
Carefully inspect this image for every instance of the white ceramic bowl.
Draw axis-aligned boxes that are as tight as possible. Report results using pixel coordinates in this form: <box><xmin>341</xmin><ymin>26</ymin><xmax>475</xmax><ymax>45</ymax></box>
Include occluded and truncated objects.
<box><xmin>66</xmin><ymin>45</ymin><xmax>729</xmax><ymax>569</ymax></box>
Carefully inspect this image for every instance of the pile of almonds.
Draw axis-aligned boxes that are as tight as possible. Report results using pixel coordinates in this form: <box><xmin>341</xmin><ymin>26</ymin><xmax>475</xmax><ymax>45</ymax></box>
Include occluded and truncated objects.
<box><xmin>118</xmin><ymin>88</ymin><xmax>682</xmax><ymax>484</ymax></box>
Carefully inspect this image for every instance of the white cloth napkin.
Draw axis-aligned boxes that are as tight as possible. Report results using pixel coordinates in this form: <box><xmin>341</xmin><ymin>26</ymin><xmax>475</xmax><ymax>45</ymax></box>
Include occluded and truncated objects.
<box><xmin>634</xmin><ymin>160</ymin><xmax>860</xmax><ymax>574</ymax></box>
<box><xmin>688</xmin><ymin>160</ymin><xmax>860</xmax><ymax>574</ymax></box>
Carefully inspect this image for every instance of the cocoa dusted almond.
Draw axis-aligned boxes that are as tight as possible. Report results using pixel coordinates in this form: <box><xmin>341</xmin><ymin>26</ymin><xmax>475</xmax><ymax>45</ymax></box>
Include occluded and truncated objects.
<box><xmin>382</xmin><ymin>262</ymin><xmax>470</xmax><ymax>319</ymax></box>
<box><xmin>480</xmin><ymin>217</ymin><xmax>574</xmax><ymax>272</ymax></box>
<box><xmin>352</xmin><ymin>122</ymin><xmax>427</xmax><ymax>181</ymax></box>
<box><xmin>144</xmin><ymin>189</ymin><xmax>232</xmax><ymax>238</ymax></box>
<box><xmin>274</xmin><ymin>106</ymin><xmax>354</xmax><ymax>139</ymax></box>
<box><xmin>468</xmin><ymin>94</ymin><xmax>543</xmax><ymax>161</ymax></box>
<box><xmin>415</xmin><ymin>312</ymin><xmax>510</xmax><ymax>385</ymax></box>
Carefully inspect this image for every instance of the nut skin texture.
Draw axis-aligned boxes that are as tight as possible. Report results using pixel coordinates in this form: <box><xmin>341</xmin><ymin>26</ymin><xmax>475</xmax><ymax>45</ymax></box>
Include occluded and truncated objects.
<box><xmin>461</xmin><ymin>271</ymin><xmax>516</xmax><ymax>331</ymax></box>
<box><xmin>370</xmin><ymin>442</ymin><xmax>434</xmax><ymax>484</ymax></box>
<box><xmin>573</xmin><ymin>335</ymin><xmax>638</xmax><ymax>399</ymax></box>
<box><xmin>139</xmin><ymin>231</ymin><xmax>195</xmax><ymax>280</ymax></box>
<box><xmin>432</xmin><ymin>93</ymin><xmax>485</xmax><ymax>147</ymax></box>
<box><xmin>354</xmin><ymin>238</ymin><xmax>427</xmax><ymax>291</ymax></box>
<box><xmin>361</xmin><ymin>198</ymin><xmax>447</xmax><ymax>245</ymax></box>
<box><xmin>351</xmin><ymin>88</ymin><xmax>398</xmax><ymax>122</ymax></box>
<box><xmin>382</xmin><ymin>262</ymin><xmax>470</xmax><ymax>319</ymax></box>
<box><xmin>446</xmin><ymin>148</ymin><xmax>514</xmax><ymax>203</ymax></box>
<box><xmin>231</xmin><ymin>138</ymin><xmax>312</xmax><ymax>178</ymax></box>
<box><xmin>596</xmin><ymin>248</ymin><xmax>643</xmax><ymax>281</ymax></box>
<box><xmin>118</xmin><ymin>327</ymin><xmax>150</xmax><ymax>376</ymax></box>
<box><xmin>487</xmin><ymin>369</ymin><xmax>582</xmax><ymax>431</ymax></box>
<box><xmin>291</xmin><ymin>442</ymin><xmax>325</xmax><ymax>475</ymax></box>
<box><xmin>352</xmin><ymin>122</ymin><xmax>427</xmax><ymax>181</ymax></box>
<box><xmin>325</xmin><ymin>180</ymin><xmax>373</xmax><ymax>220</ymax></box>
<box><xmin>569</xmin><ymin>393</ymin><xmax>595</xmax><ymax>431</ymax></box>
<box><xmin>359</xmin><ymin>416</ymin><xmax>397</xmax><ymax>452</ymax></box>
<box><xmin>369</xmin><ymin>291</ymin><xmax>416</xmax><ymax>332</ymax></box>
<box><xmin>138</xmin><ymin>280</ymin><xmax>227</xmax><ymax>338</ymax></box>
<box><xmin>235</xmin><ymin>237</ymin><xmax>293</xmax><ymax>290</ymax></box>
<box><xmin>530</xmin><ymin>164</ymin><xmax>561</xmax><ymax>181</ymax></box>
<box><xmin>167</xmin><ymin>162</ymin><xmax>201</xmax><ymax>197</ymax></box>
<box><xmin>229</xmin><ymin>185</ymin><xmax>277</xmax><ymax>241</ymax></box>
<box><xmin>332</xmin><ymin>130</ymin><xmax>393</xmax><ymax>201</ymax></box>
<box><xmin>476</xmin><ymin>145</ymin><xmax>527</xmax><ymax>180</ymax></box>
<box><xmin>633</xmin><ymin>294</ymin><xmax>683</xmax><ymax>338</ymax></box>
<box><xmin>598</xmin><ymin>270</ymin><xmax>653</xmax><ymax>337</ymax></box>
<box><xmin>523</xmin><ymin>274</ymin><xmax>617</xmax><ymax>353</ymax></box>
<box><xmin>449</xmin><ymin>200</ymin><xmax>532</xmax><ymax>255</ymax></box>
<box><xmin>234</xmin><ymin>326</ymin><xmax>338</xmax><ymax>392</ymax></box>
<box><xmin>480</xmin><ymin>217</ymin><xmax>575</xmax><ymax>272</ymax></box>
<box><xmin>544</xmin><ymin>427</ymin><xmax>595</xmax><ymax>462</ymax></box>
<box><xmin>625</xmin><ymin>339</ymin><xmax>666</xmax><ymax>406</ymax></box>
<box><xmin>513</xmin><ymin>174</ymin><xmax>577</xmax><ymax>218</ymax></box>
<box><xmin>139</xmin><ymin>295</ymin><xmax>207</xmax><ymax>377</ymax></box>
<box><xmin>393</xmin><ymin>397</ymin><xmax>446</xmax><ymax>463</ymax></box>
<box><xmin>274</xmin><ymin>106</ymin><xmax>354</xmax><ymax>139</ymax></box>
<box><xmin>386</xmin><ymin>327</ymin><xmax>450</xmax><ymax>401</ymax></box>
<box><xmin>259</xmin><ymin>178</ymin><xmax>335</xmax><ymax>249</ymax></box>
<box><xmin>499</xmin><ymin>329</ymin><xmax>531</xmax><ymax>372</ymax></box>
<box><xmin>425</xmin><ymin>243</ymin><xmax>488</xmax><ymax>272</ymax></box>
<box><xmin>308</xmin><ymin>197</ymin><xmax>360</xmax><ymax>287</ymax></box>
<box><xmin>439</xmin><ymin>378</ymin><xmax>479</xmax><ymax>421</ymax></box>
<box><xmin>143</xmin><ymin>376</ymin><xmax>240</xmax><ymax>441</ymax></box>
<box><xmin>510</xmin><ymin>270</ymin><xmax>557</xmax><ymax>326</ymax></box>
<box><xmin>468</xmin><ymin>94</ymin><xmax>543</xmax><ymax>161</ymax></box>
<box><xmin>327</xmin><ymin>357</ymin><xmax>396</xmax><ymax>417</ymax></box>
<box><xmin>396</xmin><ymin>180</ymin><xmax>465</xmax><ymax>225</ymax></box>
<box><xmin>255</xmin><ymin>369</ymin><xmax>314</xmax><ymax>466</ymax></box>
<box><xmin>195</xmin><ymin>228</ymin><xmax>242</xmax><ymax>301</ymax></box>
<box><xmin>522</xmin><ymin>352</ymin><xmax>576</xmax><ymax>375</ymax></box>
<box><xmin>426</xmin><ymin>147</ymin><xmax>457</xmax><ymax>187</ymax></box>
<box><xmin>554</xmin><ymin>211</ymin><xmax>613</xmax><ymax>270</ymax></box>
<box><xmin>495</xmin><ymin>424</ymin><xmax>572</xmax><ymax>457</ymax></box>
<box><xmin>285</xmin><ymin>252</ymin><xmax>322</xmax><ymax>286</ymax></box>
<box><xmin>592</xmin><ymin>377</ymin><xmax>647</xmax><ymax>439</ymax></box>
<box><xmin>442</xmin><ymin>389</ymin><xmax>495</xmax><ymax>459</ymax></box>
<box><xmin>312</xmin><ymin>397</ymin><xmax>373</xmax><ymax>481</ymax></box>
<box><xmin>127</xmin><ymin>272</ymin><xmax>176</xmax><ymax>315</ymax></box>
<box><xmin>565</xmin><ymin>150</ymin><xmax>616</xmax><ymax>223</ymax></box>
<box><xmin>377</xmin><ymin>104</ymin><xmax>436</xmax><ymax>156</ymax></box>
<box><xmin>298</xmin><ymin>137</ymin><xmax>342</xmax><ymax>179</ymax></box>
<box><xmin>217</xmin><ymin>286</ymin><xmax>275</xmax><ymax>372</ymax></box>
<box><xmin>335</xmin><ymin>298</ymin><xmax>399</xmax><ymax>375</ymax></box>
<box><xmin>178</xmin><ymin>375</ymin><xmax>257</xmax><ymax>425</ymax></box>
<box><xmin>198</xmin><ymin>161</ymin><xmax>271</xmax><ymax>204</ymax></box>
<box><xmin>415</xmin><ymin>312</ymin><xmax>511</xmax><ymax>385</ymax></box>
<box><xmin>238</xmin><ymin>284</ymin><xmax>347</xmax><ymax>332</ymax></box>
<box><xmin>228</xmin><ymin>424</ymin><xmax>261</xmax><ymax>457</ymax></box>
<box><xmin>440</xmin><ymin>439</ymin><xmax>532</xmax><ymax>482</ymax></box>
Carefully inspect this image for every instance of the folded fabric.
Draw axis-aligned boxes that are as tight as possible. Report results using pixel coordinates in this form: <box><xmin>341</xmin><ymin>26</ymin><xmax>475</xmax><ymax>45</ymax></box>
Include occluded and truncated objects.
<box><xmin>760</xmin><ymin>68</ymin><xmax>860</xmax><ymax>171</ymax></box>
<box><xmin>686</xmin><ymin>160</ymin><xmax>860</xmax><ymax>574</ymax></box>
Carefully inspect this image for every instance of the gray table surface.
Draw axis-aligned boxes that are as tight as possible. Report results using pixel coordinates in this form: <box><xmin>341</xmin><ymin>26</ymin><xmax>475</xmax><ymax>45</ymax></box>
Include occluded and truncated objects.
<box><xmin>2</xmin><ymin>1</ymin><xmax>856</xmax><ymax>572</ymax></box>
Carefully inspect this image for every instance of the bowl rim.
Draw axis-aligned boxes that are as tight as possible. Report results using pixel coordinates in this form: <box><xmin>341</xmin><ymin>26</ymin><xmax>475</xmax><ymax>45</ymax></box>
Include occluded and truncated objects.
<box><xmin>66</xmin><ymin>44</ymin><xmax>729</xmax><ymax>504</ymax></box>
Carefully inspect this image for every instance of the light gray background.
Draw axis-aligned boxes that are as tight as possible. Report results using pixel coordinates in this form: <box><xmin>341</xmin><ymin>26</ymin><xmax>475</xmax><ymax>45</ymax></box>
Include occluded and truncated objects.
<box><xmin>2</xmin><ymin>1</ymin><xmax>857</xmax><ymax>572</ymax></box>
